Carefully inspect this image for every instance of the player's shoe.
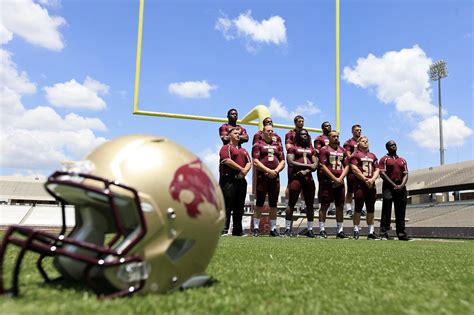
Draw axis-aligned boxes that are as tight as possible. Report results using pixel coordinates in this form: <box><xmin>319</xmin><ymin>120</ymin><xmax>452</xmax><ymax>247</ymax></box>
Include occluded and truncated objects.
<box><xmin>327</xmin><ymin>208</ymin><xmax>336</xmax><ymax>216</ymax></box>
<box><xmin>346</xmin><ymin>209</ymin><xmax>353</xmax><ymax>217</ymax></box>
<box><xmin>306</xmin><ymin>230</ymin><xmax>315</xmax><ymax>238</ymax></box>
<box><xmin>253</xmin><ymin>228</ymin><xmax>260</xmax><ymax>237</ymax></box>
<box><xmin>336</xmin><ymin>231</ymin><xmax>349</xmax><ymax>239</ymax></box>
<box><xmin>361</xmin><ymin>209</ymin><xmax>367</xmax><ymax>217</ymax></box>
<box><xmin>318</xmin><ymin>230</ymin><xmax>327</xmax><ymax>239</ymax></box>
<box><xmin>367</xmin><ymin>233</ymin><xmax>380</xmax><ymax>240</ymax></box>
<box><xmin>269</xmin><ymin>229</ymin><xmax>280</xmax><ymax>237</ymax></box>
<box><xmin>283</xmin><ymin>229</ymin><xmax>294</xmax><ymax>237</ymax></box>
<box><xmin>398</xmin><ymin>235</ymin><xmax>414</xmax><ymax>241</ymax></box>
<box><xmin>353</xmin><ymin>231</ymin><xmax>360</xmax><ymax>240</ymax></box>
<box><xmin>380</xmin><ymin>233</ymin><xmax>390</xmax><ymax>240</ymax></box>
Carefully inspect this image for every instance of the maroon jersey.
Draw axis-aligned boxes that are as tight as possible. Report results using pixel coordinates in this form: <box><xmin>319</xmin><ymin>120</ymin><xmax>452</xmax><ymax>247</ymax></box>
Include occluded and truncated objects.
<box><xmin>319</xmin><ymin>145</ymin><xmax>347</xmax><ymax>178</ymax></box>
<box><xmin>350</xmin><ymin>150</ymin><xmax>378</xmax><ymax>180</ymax></box>
<box><xmin>219</xmin><ymin>144</ymin><xmax>250</xmax><ymax>176</ymax></box>
<box><xmin>343</xmin><ymin>138</ymin><xmax>358</xmax><ymax>156</ymax></box>
<box><xmin>219</xmin><ymin>123</ymin><xmax>248</xmax><ymax>145</ymax></box>
<box><xmin>285</xmin><ymin>129</ymin><xmax>313</xmax><ymax>148</ymax></box>
<box><xmin>287</xmin><ymin>145</ymin><xmax>317</xmax><ymax>178</ymax></box>
<box><xmin>252</xmin><ymin>140</ymin><xmax>284</xmax><ymax>171</ymax></box>
<box><xmin>379</xmin><ymin>155</ymin><xmax>408</xmax><ymax>184</ymax></box>
<box><xmin>313</xmin><ymin>134</ymin><xmax>329</xmax><ymax>151</ymax></box>
<box><xmin>252</xmin><ymin>130</ymin><xmax>282</xmax><ymax>146</ymax></box>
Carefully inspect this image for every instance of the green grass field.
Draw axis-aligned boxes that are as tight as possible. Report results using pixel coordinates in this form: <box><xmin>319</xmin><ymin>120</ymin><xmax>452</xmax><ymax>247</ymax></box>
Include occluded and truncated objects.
<box><xmin>1</xmin><ymin>235</ymin><xmax>473</xmax><ymax>315</ymax></box>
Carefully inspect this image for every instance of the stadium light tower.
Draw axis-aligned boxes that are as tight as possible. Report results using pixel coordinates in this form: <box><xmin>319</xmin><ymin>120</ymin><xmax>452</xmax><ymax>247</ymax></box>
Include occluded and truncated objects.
<box><xmin>429</xmin><ymin>60</ymin><xmax>448</xmax><ymax>165</ymax></box>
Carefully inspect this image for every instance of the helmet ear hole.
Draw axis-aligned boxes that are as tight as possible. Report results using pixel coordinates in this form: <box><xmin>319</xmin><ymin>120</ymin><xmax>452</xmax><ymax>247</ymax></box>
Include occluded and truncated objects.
<box><xmin>166</xmin><ymin>239</ymin><xmax>195</xmax><ymax>262</ymax></box>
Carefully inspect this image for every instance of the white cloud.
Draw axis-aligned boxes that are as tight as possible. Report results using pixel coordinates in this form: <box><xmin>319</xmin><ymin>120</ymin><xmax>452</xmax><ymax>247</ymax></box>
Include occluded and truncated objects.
<box><xmin>409</xmin><ymin>116</ymin><xmax>473</xmax><ymax>150</ymax></box>
<box><xmin>0</xmin><ymin>0</ymin><xmax>66</xmax><ymax>51</ymax></box>
<box><xmin>343</xmin><ymin>45</ymin><xmax>436</xmax><ymax>116</ymax></box>
<box><xmin>0</xmin><ymin>23</ymin><xmax>13</xmax><ymax>45</ymax></box>
<box><xmin>268</xmin><ymin>97</ymin><xmax>321</xmax><ymax>120</ymax></box>
<box><xmin>199</xmin><ymin>145</ymin><xmax>221</xmax><ymax>181</ymax></box>
<box><xmin>0</xmin><ymin>50</ymin><xmax>107</xmax><ymax>174</ymax></box>
<box><xmin>343</xmin><ymin>45</ymin><xmax>473</xmax><ymax>150</ymax></box>
<box><xmin>216</xmin><ymin>10</ymin><xmax>287</xmax><ymax>52</ymax></box>
<box><xmin>44</xmin><ymin>77</ymin><xmax>109</xmax><ymax>110</ymax></box>
<box><xmin>168</xmin><ymin>80</ymin><xmax>217</xmax><ymax>99</ymax></box>
<box><xmin>0</xmin><ymin>49</ymin><xmax>37</xmax><ymax>94</ymax></box>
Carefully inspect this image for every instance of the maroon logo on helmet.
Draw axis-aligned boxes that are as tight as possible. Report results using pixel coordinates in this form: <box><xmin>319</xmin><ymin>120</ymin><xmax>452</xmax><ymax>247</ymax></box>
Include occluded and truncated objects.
<box><xmin>169</xmin><ymin>159</ymin><xmax>220</xmax><ymax>218</ymax></box>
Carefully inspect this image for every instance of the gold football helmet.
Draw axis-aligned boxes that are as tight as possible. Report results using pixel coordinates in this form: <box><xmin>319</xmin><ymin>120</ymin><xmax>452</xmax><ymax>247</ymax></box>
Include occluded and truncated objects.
<box><xmin>0</xmin><ymin>135</ymin><xmax>225</xmax><ymax>298</ymax></box>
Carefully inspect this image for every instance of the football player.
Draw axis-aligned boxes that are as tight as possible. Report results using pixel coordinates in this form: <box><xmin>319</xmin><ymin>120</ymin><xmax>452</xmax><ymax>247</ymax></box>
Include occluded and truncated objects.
<box><xmin>219</xmin><ymin>128</ymin><xmax>251</xmax><ymax>236</ymax></box>
<box><xmin>219</xmin><ymin>108</ymin><xmax>249</xmax><ymax>146</ymax></box>
<box><xmin>314</xmin><ymin>121</ymin><xmax>335</xmax><ymax>215</ymax></box>
<box><xmin>252</xmin><ymin>125</ymin><xmax>285</xmax><ymax>237</ymax></box>
<box><xmin>379</xmin><ymin>140</ymin><xmax>412</xmax><ymax>241</ymax></box>
<box><xmin>313</xmin><ymin>121</ymin><xmax>332</xmax><ymax>153</ymax></box>
<box><xmin>349</xmin><ymin>136</ymin><xmax>380</xmax><ymax>240</ymax></box>
<box><xmin>343</xmin><ymin>124</ymin><xmax>362</xmax><ymax>217</ymax></box>
<box><xmin>318</xmin><ymin>131</ymin><xmax>350</xmax><ymax>239</ymax></box>
<box><xmin>252</xmin><ymin>117</ymin><xmax>282</xmax><ymax>146</ymax></box>
<box><xmin>284</xmin><ymin>115</ymin><xmax>312</xmax><ymax>212</ymax></box>
<box><xmin>286</xmin><ymin>129</ymin><xmax>318</xmax><ymax>237</ymax></box>
<box><xmin>285</xmin><ymin>115</ymin><xmax>312</xmax><ymax>150</ymax></box>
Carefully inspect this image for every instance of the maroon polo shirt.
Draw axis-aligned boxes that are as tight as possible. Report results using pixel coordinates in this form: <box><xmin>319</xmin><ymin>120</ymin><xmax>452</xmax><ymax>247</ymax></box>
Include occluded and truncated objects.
<box><xmin>219</xmin><ymin>143</ymin><xmax>250</xmax><ymax>176</ymax></box>
<box><xmin>219</xmin><ymin>123</ymin><xmax>248</xmax><ymax>145</ymax></box>
<box><xmin>379</xmin><ymin>154</ymin><xmax>408</xmax><ymax>184</ymax></box>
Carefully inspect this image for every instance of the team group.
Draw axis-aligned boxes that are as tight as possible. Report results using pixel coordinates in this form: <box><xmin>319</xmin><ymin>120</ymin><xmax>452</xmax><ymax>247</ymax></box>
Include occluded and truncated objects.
<box><xmin>218</xmin><ymin>108</ymin><xmax>413</xmax><ymax>241</ymax></box>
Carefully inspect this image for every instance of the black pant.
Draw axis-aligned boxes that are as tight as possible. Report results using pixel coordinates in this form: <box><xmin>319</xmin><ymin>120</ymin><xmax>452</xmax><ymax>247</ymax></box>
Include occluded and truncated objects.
<box><xmin>220</xmin><ymin>175</ymin><xmax>247</xmax><ymax>235</ymax></box>
<box><xmin>380</xmin><ymin>185</ymin><xmax>408</xmax><ymax>238</ymax></box>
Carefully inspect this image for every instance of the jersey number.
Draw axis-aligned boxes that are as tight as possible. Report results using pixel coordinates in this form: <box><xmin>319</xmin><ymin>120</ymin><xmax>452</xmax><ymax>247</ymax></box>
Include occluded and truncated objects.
<box><xmin>329</xmin><ymin>155</ymin><xmax>343</xmax><ymax>170</ymax></box>
<box><xmin>362</xmin><ymin>161</ymin><xmax>373</xmax><ymax>177</ymax></box>
<box><xmin>268</xmin><ymin>148</ymin><xmax>274</xmax><ymax>162</ymax></box>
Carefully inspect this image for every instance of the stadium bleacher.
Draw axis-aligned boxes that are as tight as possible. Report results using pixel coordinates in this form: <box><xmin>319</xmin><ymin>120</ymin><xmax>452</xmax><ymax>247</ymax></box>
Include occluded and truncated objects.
<box><xmin>0</xmin><ymin>161</ymin><xmax>473</xmax><ymax>238</ymax></box>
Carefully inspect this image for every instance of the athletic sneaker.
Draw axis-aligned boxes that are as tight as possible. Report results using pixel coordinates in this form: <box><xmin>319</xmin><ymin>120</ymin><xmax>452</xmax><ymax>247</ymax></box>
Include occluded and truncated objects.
<box><xmin>306</xmin><ymin>230</ymin><xmax>315</xmax><ymax>238</ymax></box>
<box><xmin>253</xmin><ymin>228</ymin><xmax>260</xmax><ymax>237</ymax></box>
<box><xmin>353</xmin><ymin>231</ymin><xmax>360</xmax><ymax>240</ymax></box>
<box><xmin>398</xmin><ymin>236</ymin><xmax>414</xmax><ymax>241</ymax></box>
<box><xmin>367</xmin><ymin>233</ymin><xmax>380</xmax><ymax>240</ymax></box>
<box><xmin>346</xmin><ymin>209</ymin><xmax>353</xmax><ymax>217</ymax></box>
<box><xmin>361</xmin><ymin>210</ymin><xmax>367</xmax><ymax>217</ymax></box>
<box><xmin>380</xmin><ymin>233</ymin><xmax>390</xmax><ymax>240</ymax></box>
<box><xmin>283</xmin><ymin>229</ymin><xmax>294</xmax><ymax>237</ymax></box>
<box><xmin>336</xmin><ymin>231</ymin><xmax>349</xmax><ymax>239</ymax></box>
<box><xmin>319</xmin><ymin>230</ymin><xmax>327</xmax><ymax>239</ymax></box>
<box><xmin>269</xmin><ymin>229</ymin><xmax>280</xmax><ymax>237</ymax></box>
<box><xmin>327</xmin><ymin>208</ymin><xmax>336</xmax><ymax>216</ymax></box>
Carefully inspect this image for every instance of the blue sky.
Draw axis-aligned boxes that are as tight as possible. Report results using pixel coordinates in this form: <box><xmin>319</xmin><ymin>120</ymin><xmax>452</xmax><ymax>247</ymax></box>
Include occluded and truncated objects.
<box><xmin>1</xmin><ymin>0</ymin><xmax>472</xmax><ymax>183</ymax></box>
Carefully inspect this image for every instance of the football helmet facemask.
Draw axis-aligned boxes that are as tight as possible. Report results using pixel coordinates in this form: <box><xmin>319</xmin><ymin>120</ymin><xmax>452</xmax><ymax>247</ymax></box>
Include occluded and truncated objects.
<box><xmin>0</xmin><ymin>135</ymin><xmax>225</xmax><ymax>298</ymax></box>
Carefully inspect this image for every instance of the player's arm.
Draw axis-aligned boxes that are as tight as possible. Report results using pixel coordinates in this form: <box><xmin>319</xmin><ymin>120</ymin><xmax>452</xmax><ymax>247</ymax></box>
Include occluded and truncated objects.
<box><xmin>241</xmin><ymin>150</ymin><xmax>251</xmax><ymax>176</ymax></box>
<box><xmin>396</xmin><ymin>160</ymin><xmax>409</xmax><ymax>190</ymax></box>
<box><xmin>287</xmin><ymin>157</ymin><xmax>313</xmax><ymax>170</ymax></box>
<box><xmin>367</xmin><ymin>164</ymin><xmax>380</xmax><ymax>187</ymax></box>
<box><xmin>222</xmin><ymin>159</ymin><xmax>245</xmax><ymax>173</ymax></box>
<box><xmin>321</xmin><ymin>164</ymin><xmax>339</xmax><ymax>182</ymax></box>
<box><xmin>253</xmin><ymin>158</ymin><xmax>272</xmax><ymax>174</ymax></box>
<box><xmin>350</xmin><ymin>161</ymin><xmax>366</xmax><ymax>181</ymax></box>
<box><xmin>219</xmin><ymin>126</ymin><xmax>229</xmax><ymax>144</ymax></box>
<box><xmin>239</xmin><ymin>128</ymin><xmax>249</xmax><ymax>144</ymax></box>
<box><xmin>339</xmin><ymin>165</ymin><xmax>350</xmax><ymax>181</ymax></box>
<box><xmin>379</xmin><ymin>171</ymin><xmax>396</xmax><ymax>187</ymax></box>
